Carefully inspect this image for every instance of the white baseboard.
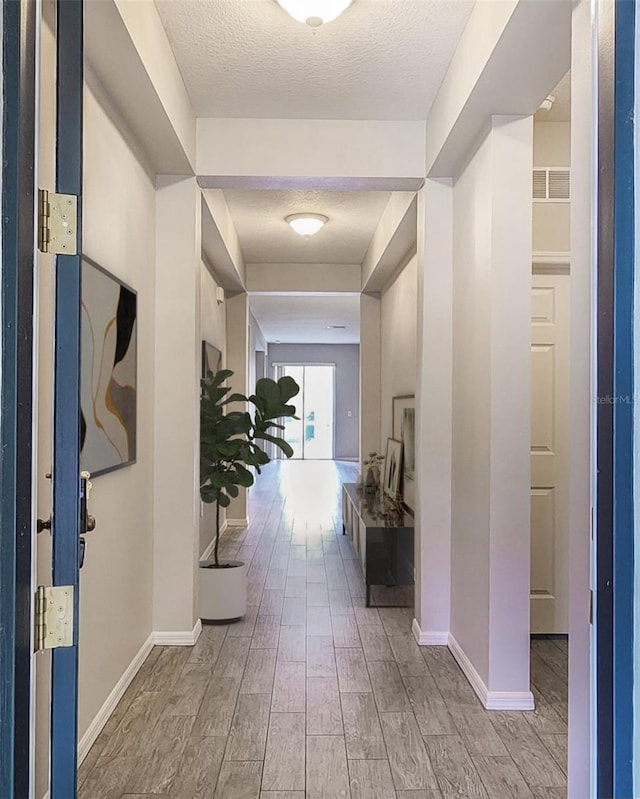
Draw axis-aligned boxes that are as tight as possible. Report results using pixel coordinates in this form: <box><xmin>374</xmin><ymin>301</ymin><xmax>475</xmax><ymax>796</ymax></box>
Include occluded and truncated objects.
<box><xmin>448</xmin><ymin>634</ymin><xmax>535</xmax><ymax>711</ymax></box>
<box><xmin>152</xmin><ymin>618</ymin><xmax>202</xmax><ymax>647</ymax></box>
<box><xmin>411</xmin><ymin>617</ymin><xmax>449</xmax><ymax>646</ymax></box>
<box><xmin>77</xmin><ymin>632</ymin><xmax>154</xmax><ymax>766</ymax></box>
<box><xmin>226</xmin><ymin>517</ymin><xmax>249</xmax><ymax>528</ymax></box>
<box><xmin>200</xmin><ymin>521</ymin><xmax>228</xmax><ymax>561</ymax></box>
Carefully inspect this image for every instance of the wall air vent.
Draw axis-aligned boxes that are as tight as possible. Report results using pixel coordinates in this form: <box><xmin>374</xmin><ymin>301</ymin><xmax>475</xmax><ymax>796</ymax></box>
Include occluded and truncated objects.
<box><xmin>327</xmin><ymin>325</ymin><xmax>346</xmax><ymax>329</ymax></box>
<box><xmin>532</xmin><ymin>167</ymin><xmax>570</xmax><ymax>202</ymax></box>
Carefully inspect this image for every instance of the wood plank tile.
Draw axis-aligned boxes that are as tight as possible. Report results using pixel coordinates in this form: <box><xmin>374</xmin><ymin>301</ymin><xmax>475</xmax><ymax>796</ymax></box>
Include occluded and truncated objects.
<box><xmin>164</xmin><ymin>663</ymin><xmax>211</xmax><ymax>716</ymax></box>
<box><xmin>259</xmin><ymin>589</ymin><xmax>285</xmax><ymax>616</ymax></box>
<box><xmin>378</xmin><ymin>607</ymin><xmax>413</xmax><ymax>636</ymax></box>
<box><xmin>127</xmin><ymin>715</ymin><xmax>195</xmax><ymax>794</ymax></box>
<box><xmin>306</xmin><ymin>676</ymin><xmax>343</xmax><ymax>735</ymax></box>
<box><xmin>368</xmin><ymin>660</ymin><xmax>412</xmax><ymax>712</ymax></box>
<box><xmin>539</xmin><ymin>734</ymin><xmax>568</xmax><ymax>775</ymax></box>
<box><xmin>332</xmin><ymin>614</ymin><xmax>361</xmax><ymax>648</ymax></box>
<box><xmin>306</xmin><ymin>635</ymin><xmax>336</xmax><ymax>678</ymax></box>
<box><xmin>388</xmin><ymin>633</ymin><xmax>429</xmax><ymax>676</ymax></box>
<box><xmin>396</xmin><ymin>792</ymin><xmax>443</xmax><ymax>799</ymax></box>
<box><xmin>228</xmin><ymin>605</ymin><xmax>259</xmax><ymax>638</ymax></box>
<box><xmin>349</xmin><ymin>759</ymin><xmax>396</xmax><ymax>799</ymax></box>
<box><xmin>421</xmin><ymin>646</ymin><xmax>479</xmax><ymax>707</ymax></box>
<box><xmin>251</xmin><ymin>615</ymin><xmax>281</xmax><ymax>649</ymax></box>
<box><xmin>306</xmin><ymin>582</ymin><xmax>329</xmax><ymax>606</ymax></box>
<box><xmin>380</xmin><ymin>712</ymin><xmax>439</xmax><ymax>790</ymax></box>
<box><xmin>214</xmin><ymin>761</ymin><xmax>262</xmax><ymax>799</ymax></box>
<box><xmin>353</xmin><ymin>603</ymin><xmax>382</xmax><ymax>626</ymax></box>
<box><xmin>141</xmin><ymin>646</ymin><xmax>191</xmax><ymax>692</ymax></box>
<box><xmin>335</xmin><ymin>648</ymin><xmax>372</xmax><ymax>693</ymax></box>
<box><xmin>306</xmin><ymin>605</ymin><xmax>332</xmax><ymax>636</ymax></box>
<box><xmin>285</xmin><ymin>576</ymin><xmax>307</xmax><ymax>598</ymax></box>
<box><xmin>265</xmin><ymin>568</ymin><xmax>287</xmax><ymax>589</ymax></box>
<box><xmin>306</xmin><ymin>735</ymin><xmax>350</xmax><ymax>799</ymax></box>
<box><xmin>403</xmin><ymin>675</ymin><xmax>456</xmax><ymax>735</ymax></box>
<box><xmin>341</xmin><ymin>693</ymin><xmax>387</xmax><ymax>759</ymax></box>
<box><xmin>101</xmin><ymin>691</ymin><xmax>165</xmax><ymax>758</ymax></box>
<box><xmin>524</xmin><ymin>687</ymin><xmax>568</xmax><ymax>735</ymax></box>
<box><xmin>240</xmin><ymin>648</ymin><xmax>277</xmax><ymax>694</ymax></box>
<box><xmin>260</xmin><ymin>794</ymin><xmax>305</xmax><ymax>798</ymax></box>
<box><xmin>189</xmin><ymin>625</ymin><xmax>228</xmax><ymax>664</ymax></box>
<box><xmin>167</xmin><ymin>734</ymin><xmax>226</xmax><ymax>798</ymax></box>
<box><xmin>215</xmin><ymin>636</ymin><xmax>251</xmax><ymax>680</ymax></box>
<box><xmin>278</xmin><ymin>625</ymin><xmax>306</xmax><ymax>662</ymax></box>
<box><xmin>491</xmin><ymin>712</ymin><xmax>567</xmax><ymax>788</ymax></box>
<box><xmin>359</xmin><ymin>625</ymin><xmax>394</xmax><ymax>661</ymax></box>
<box><xmin>422</xmin><ymin>734</ymin><xmax>488</xmax><ymax>799</ymax></box>
<box><xmin>225</xmin><ymin>693</ymin><xmax>270</xmax><ymax>761</ymax></box>
<box><xmin>530</xmin><ymin>789</ymin><xmax>568</xmax><ymax>798</ymax></box>
<box><xmin>448</xmin><ymin>703</ymin><xmax>508</xmax><ymax>757</ymax></box>
<box><xmin>193</xmin><ymin>676</ymin><xmax>241</xmax><ymax>737</ymax></box>
<box><xmin>472</xmin><ymin>755</ymin><xmax>535</xmax><ymax>798</ymax></box>
<box><xmin>306</xmin><ymin>562</ymin><xmax>328</xmax><ymax>584</ymax></box>
<box><xmin>271</xmin><ymin>660</ymin><xmax>306</xmax><ymax>712</ymax></box>
<box><xmin>262</xmin><ymin>713</ymin><xmax>306</xmax><ymax>792</ymax></box>
<box><xmin>282</xmin><ymin>597</ymin><xmax>306</xmax><ymax>626</ymax></box>
<box><xmin>78</xmin><ymin>756</ymin><xmax>136</xmax><ymax>799</ymax></box>
<box><xmin>328</xmin><ymin>589</ymin><xmax>353</xmax><ymax>615</ymax></box>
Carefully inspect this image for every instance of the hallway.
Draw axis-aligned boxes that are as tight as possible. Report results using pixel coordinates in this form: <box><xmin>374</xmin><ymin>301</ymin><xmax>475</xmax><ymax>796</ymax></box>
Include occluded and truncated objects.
<box><xmin>78</xmin><ymin>461</ymin><xmax>567</xmax><ymax>799</ymax></box>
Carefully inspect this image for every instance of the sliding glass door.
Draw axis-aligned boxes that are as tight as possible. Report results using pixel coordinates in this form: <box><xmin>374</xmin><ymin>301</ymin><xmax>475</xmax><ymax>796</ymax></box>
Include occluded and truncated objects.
<box><xmin>276</xmin><ymin>364</ymin><xmax>335</xmax><ymax>459</ymax></box>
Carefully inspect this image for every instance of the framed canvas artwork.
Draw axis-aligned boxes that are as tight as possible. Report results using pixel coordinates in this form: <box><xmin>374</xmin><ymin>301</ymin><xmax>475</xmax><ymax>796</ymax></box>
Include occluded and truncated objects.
<box><xmin>393</xmin><ymin>395</ymin><xmax>415</xmax><ymax>512</ymax></box>
<box><xmin>202</xmin><ymin>340</ymin><xmax>222</xmax><ymax>378</ymax></box>
<box><xmin>383</xmin><ymin>438</ymin><xmax>403</xmax><ymax>499</ymax></box>
<box><xmin>81</xmin><ymin>258</ymin><xmax>137</xmax><ymax>477</ymax></box>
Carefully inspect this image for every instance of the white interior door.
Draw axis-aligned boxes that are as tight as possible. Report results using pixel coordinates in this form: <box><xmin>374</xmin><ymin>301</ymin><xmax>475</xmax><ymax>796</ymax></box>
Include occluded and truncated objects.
<box><xmin>530</xmin><ymin>272</ymin><xmax>570</xmax><ymax>633</ymax></box>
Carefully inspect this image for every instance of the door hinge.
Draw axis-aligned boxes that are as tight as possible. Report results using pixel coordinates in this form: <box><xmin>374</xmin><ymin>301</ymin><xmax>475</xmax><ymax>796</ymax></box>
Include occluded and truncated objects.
<box><xmin>37</xmin><ymin>189</ymin><xmax>78</xmax><ymax>255</ymax></box>
<box><xmin>35</xmin><ymin>585</ymin><xmax>74</xmax><ymax>652</ymax></box>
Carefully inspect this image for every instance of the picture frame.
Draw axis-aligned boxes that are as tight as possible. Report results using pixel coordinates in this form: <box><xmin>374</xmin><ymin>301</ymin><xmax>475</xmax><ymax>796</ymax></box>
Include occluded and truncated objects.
<box><xmin>383</xmin><ymin>438</ymin><xmax>403</xmax><ymax>499</ymax></box>
<box><xmin>81</xmin><ymin>257</ymin><xmax>137</xmax><ymax>477</ymax></box>
<box><xmin>392</xmin><ymin>395</ymin><xmax>415</xmax><ymax>512</ymax></box>
<box><xmin>202</xmin><ymin>340</ymin><xmax>223</xmax><ymax>378</ymax></box>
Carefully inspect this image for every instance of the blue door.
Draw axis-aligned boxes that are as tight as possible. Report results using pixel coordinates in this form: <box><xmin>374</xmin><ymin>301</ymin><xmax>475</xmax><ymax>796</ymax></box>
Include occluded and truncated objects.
<box><xmin>49</xmin><ymin>1</ymin><xmax>84</xmax><ymax>796</ymax></box>
<box><xmin>0</xmin><ymin>1</ymin><xmax>37</xmax><ymax>796</ymax></box>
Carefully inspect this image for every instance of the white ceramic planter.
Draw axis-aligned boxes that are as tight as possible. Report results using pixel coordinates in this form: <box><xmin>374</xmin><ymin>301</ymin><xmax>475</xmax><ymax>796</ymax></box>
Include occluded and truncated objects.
<box><xmin>199</xmin><ymin>559</ymin><xmax>247</xmax><ymax>623</ymax></box>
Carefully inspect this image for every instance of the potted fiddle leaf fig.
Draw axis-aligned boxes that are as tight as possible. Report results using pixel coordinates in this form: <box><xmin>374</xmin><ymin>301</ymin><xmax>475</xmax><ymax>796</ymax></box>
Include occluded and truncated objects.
<box><xmin>199</xmin><ymin>368</ymin><xmax>299</xmax><ymax>622</ymax></box>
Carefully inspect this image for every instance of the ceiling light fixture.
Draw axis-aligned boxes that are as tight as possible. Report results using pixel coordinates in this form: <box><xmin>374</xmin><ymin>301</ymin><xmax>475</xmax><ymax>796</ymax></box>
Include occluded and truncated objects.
<box><xmin>276</xmin><ymin>0</ymin><xmax>354</xmax><ymax>28</ymax></box>
<box><xmin>539</xmin><ymin>94</ymin><xmax>556</xmax><ymax>112</ymax></box>
<box><xmin>285</xmin><ymin>213</ymin><xmax>329</xmax><ymax>237</ymax></box>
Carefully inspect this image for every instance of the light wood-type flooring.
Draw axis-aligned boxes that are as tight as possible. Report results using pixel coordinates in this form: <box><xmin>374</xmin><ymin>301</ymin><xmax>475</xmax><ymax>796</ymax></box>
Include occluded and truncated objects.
<box><xmin>79</xmin><ymin>460</ymin><xmax>568</xmax><ymax>799</ymax></box>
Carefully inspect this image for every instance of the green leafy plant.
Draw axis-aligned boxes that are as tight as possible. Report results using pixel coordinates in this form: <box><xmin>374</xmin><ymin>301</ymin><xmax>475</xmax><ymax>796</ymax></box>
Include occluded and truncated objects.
<box><xmin>200</xmin><ymin>368</ymin><xmax>300</xmax><ymax>567</ymax></box>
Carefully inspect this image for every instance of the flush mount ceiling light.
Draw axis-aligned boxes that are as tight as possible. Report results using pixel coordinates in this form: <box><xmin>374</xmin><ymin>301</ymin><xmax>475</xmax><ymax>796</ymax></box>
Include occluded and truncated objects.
<box><xmin>276</xmin><ymin>0</ymin><xmax>354</xmax><ymax>28</ymax></box>
<box><xmin>285</xmin><ymin>213</ymin><xmax>329</xmax><ymax>237</ymax></box>
<box><xmin>539</xmin><ymin>94</ymin><xmax>556</xmax><ymax>112</ymax></box>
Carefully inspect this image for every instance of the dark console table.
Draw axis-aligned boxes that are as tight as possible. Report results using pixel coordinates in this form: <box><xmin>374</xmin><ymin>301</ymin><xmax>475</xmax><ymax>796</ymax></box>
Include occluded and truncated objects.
<box><xmin>341</xmin><ymin>483</ymin><xmax>414</xmax><ymax>607</ymax></box>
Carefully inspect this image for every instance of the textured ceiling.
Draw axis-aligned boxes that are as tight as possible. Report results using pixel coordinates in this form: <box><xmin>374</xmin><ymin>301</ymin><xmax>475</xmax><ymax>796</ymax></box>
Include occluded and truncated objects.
<box><xmin>249</xmin><ymin>294</ymin><xmax>360</xmax><ymax>343</ymax></box>
<box><xmin>155</xmin><ymin>0</ymin><xmax>475</xmax><ymax>120</ymax></box>
<box><xmin>223</xmin><ymin>189</ymin><xmax>392</xmax><ymax>263</ymax></box>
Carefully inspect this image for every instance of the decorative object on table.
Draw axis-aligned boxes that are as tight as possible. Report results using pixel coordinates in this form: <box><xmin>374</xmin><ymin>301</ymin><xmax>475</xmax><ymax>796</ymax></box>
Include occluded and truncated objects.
<box><xmin>202</xmin><ymin>340</ymin><xmax>222</xmax><ymax>377</ymax></box>
<box><xmin>199</xmin><ymin>368</ymin><xmax>299</xmax><ymax>622</ymax></box>
<box><xmin>392</xmin><ymin>395</ymin><xmax>415</xmax><ymax>512</ymax></box>
<box><xmin>80</xmin><ymin>257</ymin><xmax>137</xmax><ymax>477</ymax></box>
<box><xmin>383</xmin><ymin>438</ymin><xmax>403</xmax><ymax>500</ymax></box>
<box><xmin>362</xmin><ymin>451</ymin><xmax>384</xmax><ymax>494</ymax></box>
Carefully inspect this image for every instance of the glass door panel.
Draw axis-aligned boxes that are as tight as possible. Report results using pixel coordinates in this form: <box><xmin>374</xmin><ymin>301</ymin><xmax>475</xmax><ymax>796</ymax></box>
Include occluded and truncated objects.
<box><xmin>277</xmin><ymin>364</ymin><xmax>335</xmax><ymax>460</ymax></box>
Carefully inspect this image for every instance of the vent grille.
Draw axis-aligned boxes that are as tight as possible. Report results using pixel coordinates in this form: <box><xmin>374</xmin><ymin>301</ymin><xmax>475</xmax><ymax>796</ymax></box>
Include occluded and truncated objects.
<box><xmin>532</xmin><ymin>167</ymin><xmax>570</xmax><ymax>201</ymax></box>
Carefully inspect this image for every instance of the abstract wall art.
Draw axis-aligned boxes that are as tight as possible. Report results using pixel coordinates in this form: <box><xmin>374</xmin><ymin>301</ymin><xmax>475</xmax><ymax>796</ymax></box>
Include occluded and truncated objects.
<box><xmin>81</xmin><ymin>259</ymin><xmax>137</xmax><ymax>476</ymax></box>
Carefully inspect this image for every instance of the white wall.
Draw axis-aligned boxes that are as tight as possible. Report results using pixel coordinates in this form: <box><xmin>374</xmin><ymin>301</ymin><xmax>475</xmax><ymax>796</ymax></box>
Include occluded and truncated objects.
<box><xmin>450</xmin><ymin>117</ymin><xmax>533</xmax><ymax>702</ymax></box>
<box><xmin>199</xmin><ymin>263</ymin><xmax>226</xmax><ymax>556</ymax></box>
<box><xmin>380</xmin><ymin>255</ymin><xmax>418</xmax><ymax>444</ymax></box>
<box><xmin>267</xmin><ymin>343</ymin><xmax>360</xmax><ymax>460</ymax></box>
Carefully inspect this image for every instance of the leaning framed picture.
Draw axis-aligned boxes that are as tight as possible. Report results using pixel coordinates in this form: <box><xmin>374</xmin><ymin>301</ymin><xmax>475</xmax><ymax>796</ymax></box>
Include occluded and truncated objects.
<box><xmin>383</xmin><ymin>438</ymin><xmax>403</xmax><ymax>500</ymax></box>
<box><xmin>392</xmin><ymin>395</ymin><xmax>415</xmax><ymax>512</ymax></box>
<box><xmin>81</xmin><ymin>257</ymin><xmax>137</xmax><ymax>477</ymax></box>
<box><xmin>202</xmin><ymin>340</ymin><xmax>222</xmax><ymax>378</ymax></box>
